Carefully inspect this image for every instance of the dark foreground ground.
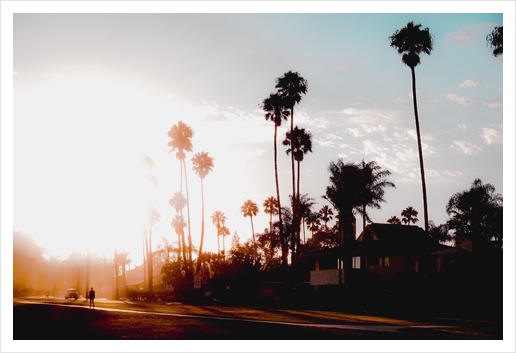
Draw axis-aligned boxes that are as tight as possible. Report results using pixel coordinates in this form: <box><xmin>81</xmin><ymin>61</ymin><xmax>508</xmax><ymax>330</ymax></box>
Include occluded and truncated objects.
<box><xmin>13</xmin><ymin>297</ymin><xmax>503</xmax><ymax>340</ymax></box>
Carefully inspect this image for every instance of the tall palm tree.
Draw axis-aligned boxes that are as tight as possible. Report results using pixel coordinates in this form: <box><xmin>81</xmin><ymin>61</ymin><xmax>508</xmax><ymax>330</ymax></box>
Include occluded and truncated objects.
<box><xmin>241</xmin><ymin>199</ymin><xmax>259</xmax><ymax>243</ymax></box>
<box><xmin>191</xmin><ymin>151</ymin><xmax>214</xmax><ymax>271</ymax></box>
<box><xmin>157</xmin><ymin>237</ymin><xmax>174</xmax><ymax>264</ymax></box>
<box><xmin>401</xmin><ymin>206</ymin><xmax>419</xmax><ymax>225</ymax></box>
<box><xmin>263</xmin><ymin>196</ymin><xmax>278</xmax><ymax>232</ymax></box>
<box><xmin>390</xmin><ymin>22</ymin><xmax>433</xmax><ymax>233</ymax></box>
<box><xmin>171</xmin><ymin>214</ymin><xmax>187</xmax><ymax>261</ymax></box>
<box><xmin>275</xmin><ymin>71</ymin><xmax>308</xmax><ymax>265</ymax></box>
<box><xmin>387</xmin><ymin>216</ymin><xmax>402</xmax><ymax>225</ymax></box>
<box><xmin>146</xmin><ymin>204</ymin><xmax>161</xmax><ymax>292</ymax></box>
<box><xmin>357</xmin><ymin>160</ymin><xmax>396</xmax><ymax>232</ymax></box>
<box><xmin>261</xmin><ymin>92</ymin><xmax>289</xmax><ymax>267</ymax></box>
<box><xmin>167</xmin><ymin>121</ymin><xmax>194</xmax><ymax>264</ymax></box>
<box><xmin>211</xmin><ymin>210</ymin><xmax>226</xmax><ymax>255</ymax></box>
<box><xmin>486</xmin><ymin>26</ymin><xmax>503</xmax><ymax>57</ymax></box>
<box><xmin>296</xmin><ymin>194</ymin><xmax>316</xmax><ymax>244</ymax></box>
<box><xmin>318</xmin><ymin>205</ymin><xmax>334</xmax><ymax>231</ymax></box>
<box><xmin>283</xmin><ymin>127</ymin><xmax>313</xmax><ymax>262</ymax></box>
<box><xmin>169</xmin><ymin>192</ymin><xmax>187</xmax><ymax>261</ymax></box>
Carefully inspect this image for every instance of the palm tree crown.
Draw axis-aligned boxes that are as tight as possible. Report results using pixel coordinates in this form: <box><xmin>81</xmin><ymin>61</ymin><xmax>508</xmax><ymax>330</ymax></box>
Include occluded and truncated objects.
<box><xmin>167</xmin><ymin>120</ymin><xmax>193</xmax><ymax>158</ymax></box>
<box><xmin>283</xmin><ymin>126</ymin><xmax>313</xmax><ymax>163</ymax></box>
<box><xmin>241</xmin><ymin>199</ymin><xmax>259</xmax><ymax>243</ymax></box>
<box><xmin>389</xmin><ymin>21</ymin><xmax>433</xmax><ymax>68</ymax></box>
<box><xmin>387</xmin><ymin>216</ymin><xmax>402</xmax><ymax>225</ymax></box>
<box><xmin>192</xmin><ymin>151</ymin><xmax>214</xmax><ymax>180</ymax></box>
<box><xmin>401</xmin><ymin>206</ymin><xmax>419</xmax><ymax>225</ymax></box>
<box><xmin>275</xmin><ymin>71</ymin><xmax>308</xmax><ymax>110</ymax></box>
<box><xmin>261</xmin><ymin>92</ymin><xmax>290</xmax><ymax>127</ymax></box>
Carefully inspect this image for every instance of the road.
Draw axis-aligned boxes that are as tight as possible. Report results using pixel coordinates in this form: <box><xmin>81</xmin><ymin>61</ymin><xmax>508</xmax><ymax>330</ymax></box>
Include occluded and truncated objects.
<box><xmin>13</xmin><ymin>297</ymin><xmax>502</xmax><ymax>340</ymax></box>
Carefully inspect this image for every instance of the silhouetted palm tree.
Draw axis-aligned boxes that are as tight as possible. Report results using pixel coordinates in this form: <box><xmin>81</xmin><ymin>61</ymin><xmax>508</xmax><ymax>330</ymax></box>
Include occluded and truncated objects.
<box><xmin>211</xmin><ymin>210</ymin><xmax>226</xmax><ymax>255</ymax></box>
<box><xmin>191</xmin><ymin>151</ymin><xmax>214</xmax><ymax>272</ymax></box>
<box><xmin>275</xmin><ymin>71</ymin><xmax>308</xmax><ymax>265</ymax></box>
<box><xmin>241</xmin><ymin>199</ymin><xmax>259</xmax><ymax>243</ymax></box>
<box><xmin>486</xmin><ymin>26</ymin><xmax>503</xmax><ymax>57</ymax></box>
<box><xmin>306</xmin><ymin>211</ymin><xmax>321</xmax><ymax>239</ymax></box>
<box><xmin>220</xmin><ymin>223</ymin><xmax>230</xmax><ymax>257</ymax></box>
<box><xmin>283</xmin><ymin>127</ymin><xmax>313</xmax><ymax>261</ymax></box>
<box><xmin>263</xmin><ymin>196</ymin><xmax>278</xmax><ymax>232</ymax></box>
<box><xmin>157</xmin><ymin>237</ymin><xmax>174</xmax><ymax>264</ymax></box>
<box><xmin>387</xmin><ymin>216</ymin><xmax>402</xmax><ymax>225</ymax></box>
<box><xmin>296</xmin><ymin>194</ymin><xmax>316</xmax><ymax>244</ymax></box>
<box><xmin>390</xmin><ymin>22</ymin><xmax>433</xmax><ymax>233</ymax></box>
<box><xmin>146</xmin><ymin>204</ymin><xmax>161</xmax><ymax>292</ymax></box>
<box><xmin>171</xmin><ymin>214</ymin><xmax>187</xmax><ymax>261</ymax></box>
<box><xmin>118</xmin><ymin>250</ymin><xmax>130</xmax><ymax>291</ymax></box>
<box><xmin>319</xmin><ymin>205</ymin><xmax>334</xmax><ymax>231</ymax></box>
<box><xmin>401</xmin><ymin>206</ymin><xmax>419</xmax><ymax>225</ymax></box>
<box><xmin>357</xmin><ymin>160</ymin><xmax>396</xmax><ymax>232</ymax></box>
<box><xmin>169</xmin><ymin>192</ymin><xmax>187</xmax><ymax>261</ymax></box>
<box><xmin>167</xmin><ymin>121</ymin><xmax>194</xmax><ymax>264</ymax></box>
<box><xmin>261</xmin><ymin>92</ymin><xmax>289</xmax><ymax>267</ymax></box>
<box><xmin>114</xmin><ymin>249</ymin><xmax>120</xmax><ymax>300</ymax></box>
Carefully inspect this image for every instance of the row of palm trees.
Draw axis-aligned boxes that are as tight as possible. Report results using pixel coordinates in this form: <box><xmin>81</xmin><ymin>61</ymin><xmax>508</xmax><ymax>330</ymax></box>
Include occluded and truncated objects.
<box><xmin>387</xmin><ymin>206</ymin><xmax>419</xmax><ymax>225</ymax></box>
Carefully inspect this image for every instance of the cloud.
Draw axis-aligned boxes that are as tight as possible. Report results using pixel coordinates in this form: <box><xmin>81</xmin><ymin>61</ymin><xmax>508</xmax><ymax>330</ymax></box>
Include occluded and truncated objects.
<box><xmin>342</xmin><ymin>108</ymin><xmax>358</xmax><ymax>115</ymax></box>
<box><xmin>482</xmin><ymin>127</ymin><xmax>503</xmax><ymax>145</ymax></box>
<box><xmin>443</xmin><ymin>93</ymin><xmax>475</xmax><ymax>107</ymax></box>
<box><xmin>345</xmin><ymin>128</ymin><xmax>363</xmax><ymax>137</ymax></box>
<box><xmin>326</xmin><ymin>133</ymin><xmax>343</xmax><ymax>140</ymax></box>
<box><xmin>362</xmin><ymin>140</ymin><xmax>385</xmax><ymax>156</ymax></box>
<box><xmin>459</xmin><ymin>79</ymin><xmax>479</xmax><ymax>88</ymax></box>
<box><xmin>451</xmin><ymin>140</ymin><xmax>482</xmax><ymax>155</ymax></box>
<box><xmin>482</xmin><ymin>102</ymin><xmax>502</xmax><ymax>110</ymax></box>
<box><xmin>315</xmin><ymin>139</ymin><xmax>334</xmax><ymax>147</ymax></box>
<box><xmin>361</xmin><ymin>124</ymin><xmax>386</xmax><ymax>134</ymax></box>
<box><xmin>448</xmin><ymin>22</ymin><xmax>494</xmax><ymax>46</ymax></box>
<box><xmin>407</xmin><ymin>129</ymin><xmax>434</xmax><ymax>142</ymax></box>
<box><xmin>338</xmin><ymin>152</ymin><xmax>348</xmax><ymax>159</ymax></box>
<box><xmin>457</xmin><ymin>124</ymin><xmax>467</xmax><ymax>131</ymax></box>
<box><xmin>394</xmin><ymin>97</ymin><xmax>408</xmax><ymax>103</ymax></box>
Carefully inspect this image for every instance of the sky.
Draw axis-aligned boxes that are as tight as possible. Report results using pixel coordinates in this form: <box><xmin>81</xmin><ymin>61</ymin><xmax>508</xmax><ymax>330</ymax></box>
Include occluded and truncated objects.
<box><xmin>5</xmin><ymin>8</ymin><xmax>511</xmax><ymax>267</ymax></box>
<box><xmin>2</xmin><ymin>2</ymin><xmax>515</xmax><ymax>352</ymax></box>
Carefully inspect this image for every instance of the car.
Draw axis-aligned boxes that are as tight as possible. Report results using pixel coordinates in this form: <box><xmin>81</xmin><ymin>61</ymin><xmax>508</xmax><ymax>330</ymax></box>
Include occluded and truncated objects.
<box><xmin>65</xmin><ymin>288</ymin><xmax>79</xmax><ymax>300</ymax></box>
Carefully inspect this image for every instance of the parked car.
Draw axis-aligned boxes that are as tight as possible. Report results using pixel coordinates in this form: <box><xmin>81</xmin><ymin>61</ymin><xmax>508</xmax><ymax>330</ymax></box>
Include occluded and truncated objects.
<box><xmin>65</xmin><ymin>288</ymin><xmax>79</xmax><ymax>300</ymax></box>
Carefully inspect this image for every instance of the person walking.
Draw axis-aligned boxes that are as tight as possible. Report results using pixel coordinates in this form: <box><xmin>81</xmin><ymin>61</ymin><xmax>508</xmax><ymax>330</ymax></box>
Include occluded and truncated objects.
<box><xmin>89</xmin><ymin>287</ymin><xmax>95</xmax><ymax>308</ymax></box>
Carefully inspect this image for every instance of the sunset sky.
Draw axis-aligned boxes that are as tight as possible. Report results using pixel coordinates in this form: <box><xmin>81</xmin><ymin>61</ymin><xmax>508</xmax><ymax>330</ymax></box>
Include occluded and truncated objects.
<box><xmin>4</xmin><ymin>4</ymin><xmax>513</xmax><ymax>271</ymax></box>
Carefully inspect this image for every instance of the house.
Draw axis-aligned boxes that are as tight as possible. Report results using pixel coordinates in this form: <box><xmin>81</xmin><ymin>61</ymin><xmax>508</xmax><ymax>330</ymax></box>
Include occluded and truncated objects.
<box><xmin>306</xmin><ymin>223</ymin><xmax>444</xmax><ymax>288</ymax></box>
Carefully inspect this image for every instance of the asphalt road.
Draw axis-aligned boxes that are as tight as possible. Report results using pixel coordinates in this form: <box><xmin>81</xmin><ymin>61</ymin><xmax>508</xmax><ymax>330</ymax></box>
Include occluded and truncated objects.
<box><xmin>13</xmin><ymin>298</ymin><xmax>503</xmax><ymax>340</ymax></box>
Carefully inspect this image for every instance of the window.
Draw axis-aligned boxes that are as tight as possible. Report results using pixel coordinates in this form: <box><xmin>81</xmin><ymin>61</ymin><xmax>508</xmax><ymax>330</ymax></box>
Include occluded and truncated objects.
<box><xmin>352</xmin><ymin>256</ymin><xmax>361</xmax><ymax>269</ymax></box>
<box><xmin>379</xmin><ymin>256</ymin><xmax>390</xmax><ymax>267</ymax></box>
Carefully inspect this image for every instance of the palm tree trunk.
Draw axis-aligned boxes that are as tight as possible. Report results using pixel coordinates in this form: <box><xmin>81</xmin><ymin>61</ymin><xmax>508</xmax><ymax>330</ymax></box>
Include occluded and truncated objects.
<box><xmin>148</xmin><ymin>224</ymin><xmax>153</xmax><ymax>292</ymax></box>
<box><xmin>217</xmin><ymin>228</ymin><xmax>220</xmax><ymax>255</ymax></box>
<box><xmin>290</xmin><ymin>107</ymin><xmax>296</xmax><ymax>268</ymax></box>
<box><xmin>296</xmin><ymin>159</ymin><xmax>301</xmax><ymax>266</ymax></box>
<box><xmin>274</xmin><ymin>124</ymin><xmax>287</xmax><ymax>269</ymax></box>
<box><xmin>251</xmin><ymin>215</ymin><xmax>255</xmax><ymax>243</ymax></box>
<box><xmin>144</xmin><ymin>228</ymin><xmax>148</xmax><ymax>288</ymax></box>
<box><xmin>183</xmin><ymin>159</ymin><xmax>193</xmax><ymax>265</ymax></box>
<box><xmin>363</xmin><ymin>205</ymin><xmax>366</xmax><ymax>235</ymax></box>
<box><xmin>142</xmin><ymin>230</ymin><xmax>147</xmax><ymax>287</ymax></box>
<box><xmin>114</xmin><ymin>260</ymin><xmax>119</xmax><ymax>300</ymax></box>
<box><xmin>196</xmin><ymin>179</ymin><xmax>205</xmax><ymax>273</ymax></box>
<box><xmin>179</xmin><ymin>159</ymin><xmax>187</xmax><ymax>262</ymax></box>
<box><xmin>411</xmin><ymin>66</ymin><xmax>429</xmax><ymax>233</ymax></box>
<box><xmin>122</xmin><ymin>262</ymin><xmax>126</xmax><ymax>291</ymax></box>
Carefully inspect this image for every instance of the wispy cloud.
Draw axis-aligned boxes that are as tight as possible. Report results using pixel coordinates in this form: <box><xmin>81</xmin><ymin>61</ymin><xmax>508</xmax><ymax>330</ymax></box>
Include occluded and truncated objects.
<box><xmin>345</xmin><ymin>128</ymin><xmax>363</xmax><ymax>138</ymax></box>
<box><xmin>482</xmin><ymin>126</ymin><xmax>503</xmax><ymax>145</ymax></box>
<box><xmin>448</xmin><ymin>22</ymin><xmax>494</xmax><ymax>46</ymax></box>
<box><xmin>482</xmin><ymin>102</ymin><xmax>502</xmax><ymax>110</ymax></box>
<box><xmin>457</xmin><ymin>124</ymin><xmax>468</xmax><ymax>131</ymax></box>
<box><xmin>314</xmin><ymin>139</ymin><xmax>334</xmax><ymax>147</ymax></box>
<box><xmin>326</xmin><ymin>133</ymin><xmax>343</xmax><ymax>140</ymax></box>
<box><xmin>459</xmin><ymin>79</ymin><xmax>479</xmax><ymax>88</ymax></box>
<box><xmin>394</xmin><ymin>97</ymin><xmax>408</xmax><ymax>103</ymax></box>
<box><xmin>443</xmin><ymin>93</ymin><xmax>475</xmax><ymax>107</ymax></box>
<box><xmin>451</xmin><ymin>140</ymin><xmax>482</xmax><ymax>155</ymax></box>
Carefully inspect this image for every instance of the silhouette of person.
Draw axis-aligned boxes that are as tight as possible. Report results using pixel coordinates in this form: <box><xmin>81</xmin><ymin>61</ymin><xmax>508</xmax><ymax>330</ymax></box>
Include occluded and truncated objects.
<box><xmin>89</xmin><ymin>287</ymin><xmax>95</xmax><ymax>308</ymax></box>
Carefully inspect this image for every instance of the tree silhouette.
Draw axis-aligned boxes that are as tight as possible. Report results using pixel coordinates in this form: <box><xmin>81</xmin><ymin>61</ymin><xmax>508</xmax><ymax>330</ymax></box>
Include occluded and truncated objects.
<box><xmin>191</xmin><ymin>151</ymin><xmax>214</xmax><ymax>272</ymax></box>
<box><xmin>220</xmin><ymin>223</ymin><xmax>230</xmax><ymax>257</ymax></box>
<box><xmin>263</xmin><ymin>196</ymin><xmax>278</xmax><ymax>233</ymax></box>
<box><xmin>356</xmin><ymin>160</ymin><xmax>395</xmax><ymax>232</ymax></box>
<box><xmin>390</xmin><ymin>21</ymin><xmax>433</xmax><ymax>233</ymax></box>
<box><xmin>275</xmin><ymin>71</ymin><xmax>308</xmax><ymax>268</ymax></box>
<box><xmin>169</xmin><ymin>192</ymin><xmax>187</xmax><ymax>262</ymax></box>
<box><xmin>318</xmin><ymin>205</ymin><xmax>334</xmax><ymax>231</ymax></box>
<box><xmin>296</xmin><ymin>194</ymin><xmax>316</xmax><ymax>244</ymax></box>
<box><xmin>211</xmin><ymin>210</ymin><xmax>226</xmax><ymax>255</ymax></box>
<box><xmin>401</xmin><ymin>206</ymin><xmax>419</xmax><ymax>225</ymax></box>
<box><xmin>446</xmin><ymin>179</ymin><xmax>503</xmax><ymax>249</ymax></box>
<box><xmin>260</xmin><ymin>92</ymin><xmax>289</xmax><ymax>268</ymax></box>
<box><xmin>387</xmin><ymin>216</ymin><xmax>402</xmax><ymax>225</ymax></box>
<box><xmin>283</xmin><ymin>126</ymin><xmax>313</xmax><ymax>262</ymax></box>
<box><xmin>306</xmin><ymin>211</ymin><xmax>321</xmax><ymax>239</ymax></box>
<box><xmin>241</xmin><ymin>199</ymin><xmax>259</xmax><ymax>243</ymax></box>
<box><xmin>167</xmin><ymin>121</ymin><xmax>194</xmax><ymax>266</ymax></box>
<box><xmin>157</xmin><ymin>238</ymin><xmax>175</xmax><ymax>264</ymax></box>
<box><xmin>486</xmin><ymin>26</ymin><xmax>503</xmax><ymax>57</ymax></box>
<box><xmin>324</xmin><ymin>160</ymin><xmax>362</xmax><ymax>244</ymax></box>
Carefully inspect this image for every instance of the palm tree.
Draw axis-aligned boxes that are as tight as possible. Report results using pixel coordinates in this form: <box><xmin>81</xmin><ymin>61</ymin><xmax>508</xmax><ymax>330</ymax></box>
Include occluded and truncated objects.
<box><xmin>146</xmin><ymin>204</ymin><xmax>161</xmax><ymax>292</ymax></box>
<box><xmin>263</xmin><ymin>196</ymin><xmax>278</xmax><ymax>232</ymax></box>
<box><xmin>356</xmin><ymin>160</ymin><xmax>396</xmax><ymax>232</ymax></box>
<box><xmin>387</xmin><ymin>216</ymin><xmax>402</xmax><ymax>225</ymax></box>
<box><xmin>171</xmin><ymin>215</ymin><xmax>187</xmax><ymax>261</ymax></box>
<box><xmin>261</xmin><ymin>92</ymin><xmax>289</xmax><ymax>267</ymax></box>
<box><xmin>157</xmin><ymin>238</ymin><xmax>174</xmax><ymax>264</ymax></box>
<box><xmin>219</xmin><ymin>223</ymin><xmax>230</xmax><ymax>257</ymax></box>
<box><xmin>296</xmin><ymin>194</ymin><xmax>316</xmax><ymax>244</ymax></box>
<box><xmin>275</xmin><ymin>71</ymin><xmax>308</xmax><ymax>265</ymax></box>
<box><xmin>167</xmin><ymin>121</ymin><xmax>194</xmax><ymax>264</ymax></box>
<box><xmin>241</xmin><ymin>199</ymin><xmax>259</xmax><ymax>243</ymax></box>
<box><xmin>118</xmin><ymin>250</ymin><xmax>130</xmax><ymax>291</ymax></box>
<box><xmin>401</xmin><ymin>206</ymin><xmax>419</xmax><ymax>225</ymax></box>
<box><xmin>390</xmin><ymin>22</ymin><xmax>433</xmax><ymax>233</ymax></box>
<box><xmin>211</xmin><ymin>210</ymin><xmax>226</xmax><ymax>255</ymax></box>
<box><xmin>319</xmin><ymin>205</ymin><xmax>334</xmax><ymax>231</ymax></box>
<box><xmin>283</xmin><ymin>127</ymin><xmax>313</xmax><ymax>262</ymax></box>
<box><xmin>191</xmin><ymin>151</ymin><xmax>214</xmax><ymax>271</ymax></box>
<box><xmin>306</xmin><ymin>211</ymin><xmax>321</xmax><ymax>240</ymax></box>
<box><xmin>142</xmin><ymin>226</ymin><xmax>147</xmax><ymax>287</ymax></box>
<box><xmin>169</xmin><ymin>192</ymin><xmax>187</xmax><ymax>261</ymax></box>
<box><xmin>486</xmin><ymin>26</ymin><xmax>503</xmax><ymax>57</ymax></box>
